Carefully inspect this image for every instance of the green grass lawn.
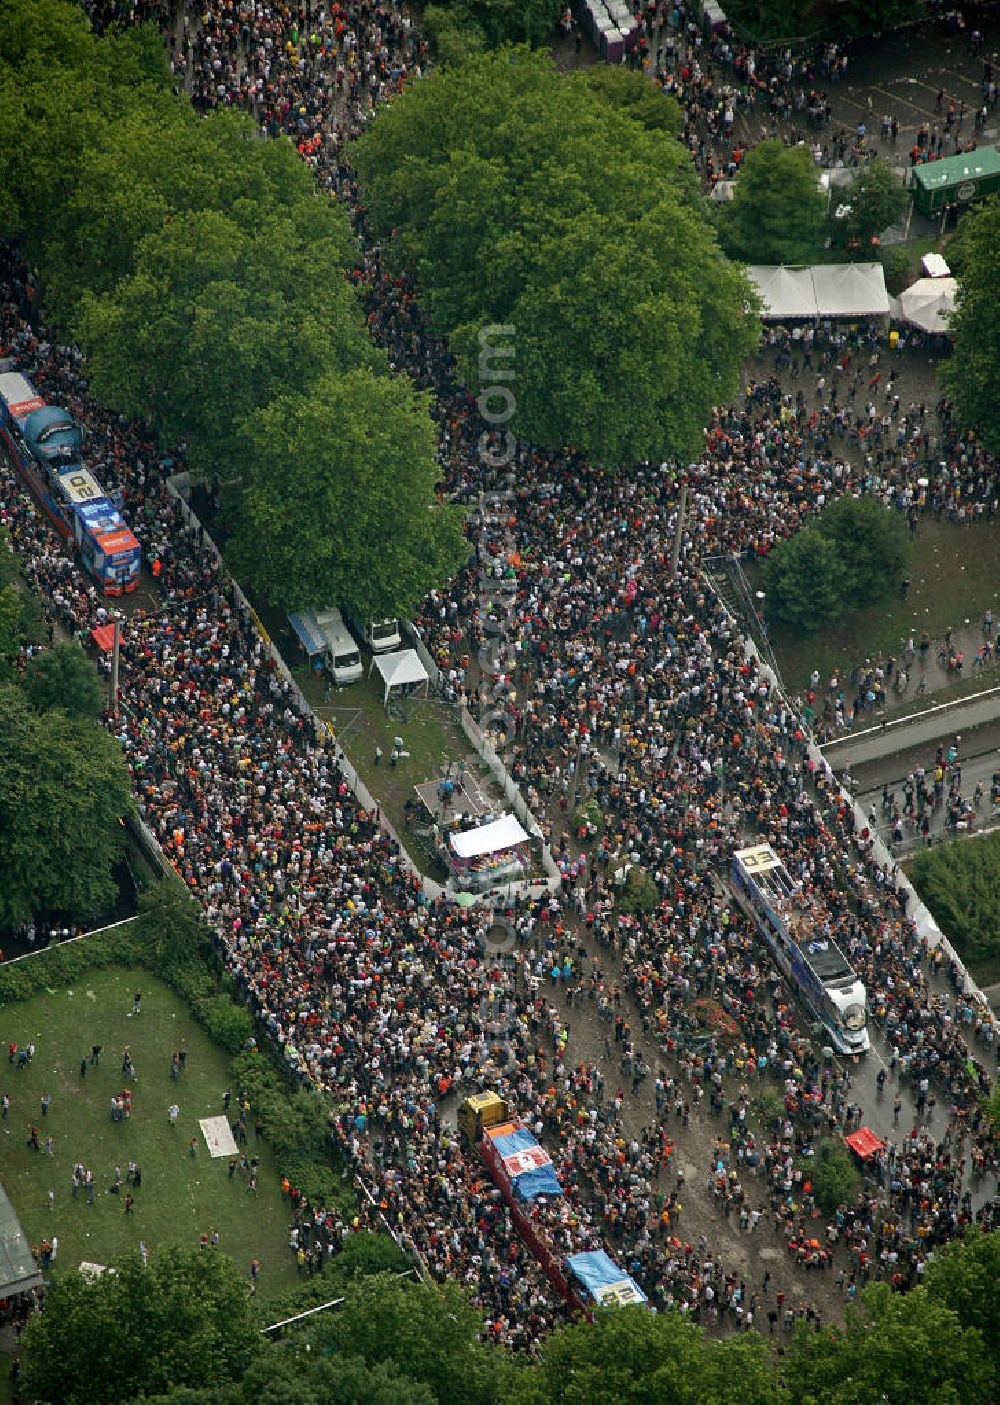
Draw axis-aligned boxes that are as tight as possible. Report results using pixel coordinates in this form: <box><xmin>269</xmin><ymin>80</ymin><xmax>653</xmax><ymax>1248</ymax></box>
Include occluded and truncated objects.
<box><xmin>288</xmin><ymin>653</ymin><xmax>503</xmax><ymax>881</ymax></box>
<box><xmin>0</xmin><ymin>967</ymin><xmax>298</xmax><ymax>1296</ymax></box>
<box><xmin>751</xmin><ymin>517</ymin><xmax>1000</xmax><ymax>692</ymax></box>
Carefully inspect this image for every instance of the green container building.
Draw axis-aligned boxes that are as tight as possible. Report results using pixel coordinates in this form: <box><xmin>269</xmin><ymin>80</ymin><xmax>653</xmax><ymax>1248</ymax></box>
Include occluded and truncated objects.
<box><xmin>909</xmin><ymin>146</ymin><xmax>1000</xmax><ymax>215</ymax></box>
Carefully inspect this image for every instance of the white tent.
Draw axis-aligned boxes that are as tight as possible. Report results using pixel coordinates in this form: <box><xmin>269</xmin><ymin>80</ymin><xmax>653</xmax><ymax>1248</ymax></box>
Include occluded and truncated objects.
<box><xmin>450</xmin><ymin>813</ymin><xmax>529</xmax><ymax>859</ymax></box>
<box><xmin>747</xmin><ymin>263</ymin><xmax>890</xmax><ymax>321</ymax></box>
<box><xmin>921</xmin><ymin>253</ymin><xmax>950</xmax><ymax>279</ymax></box>
<box><xmin>370</xmin><ymin>648</ymin><xmax>429</xmax><ymax>706</ymax></box>
<box><xmin>898</xmin><ymin>276</ymin><xmax>957</xmax><ymax>334</ymax></box>
<box><xmin>810</xmin><ymin>262</ymin><xmax>889</xmax><ymax>318</ymax></box>
<box><xmin>746</xmin><ymin>265</ymin><xmax>817</xmax><ymax>319</ymax></box>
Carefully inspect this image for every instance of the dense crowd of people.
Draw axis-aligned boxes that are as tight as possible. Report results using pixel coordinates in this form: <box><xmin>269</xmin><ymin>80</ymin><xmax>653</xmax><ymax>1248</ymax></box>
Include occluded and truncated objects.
<box><xmin>2</xmin><ymin>0</ymin><xmax>999</xmax><ymax>1348</ymax></box>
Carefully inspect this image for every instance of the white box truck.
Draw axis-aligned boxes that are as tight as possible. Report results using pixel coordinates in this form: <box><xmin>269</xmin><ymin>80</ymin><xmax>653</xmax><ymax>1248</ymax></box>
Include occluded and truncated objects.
<box><xmin>315</xmin><ymin>607</ymin><xmax>362</xmax><ymax>685</ymax></box>
<box><xmin>344</xmin><ymin>608</ymin><xmax>401</xmax><ymax>654</ymax></box>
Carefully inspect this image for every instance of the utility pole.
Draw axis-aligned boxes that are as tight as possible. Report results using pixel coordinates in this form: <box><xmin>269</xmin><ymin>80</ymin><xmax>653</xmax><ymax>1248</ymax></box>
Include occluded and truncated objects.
<box><xmin>110</xmin><ymin>613</ymin><xmax>121</xmax><ymax>718</ymax></box>
<box><xmin>669</xmin><ymin>478</ymin><xmax>689</xmax><ymax>582</ymax></box>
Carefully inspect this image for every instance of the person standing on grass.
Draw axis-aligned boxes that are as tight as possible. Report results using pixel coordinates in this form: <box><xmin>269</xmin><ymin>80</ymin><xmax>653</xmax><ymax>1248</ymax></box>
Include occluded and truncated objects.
<box><xmin>124</xmin><ymin>1194</ymin><xmax>134</xmax><ymax>1215</ymax></box>
<box><xmin>80</xmin><ymin>1057</ymin><xmax>87</xmax><ymax>1079</ymax></box>
<box><xmin>1</xmin><ymin>1093</ymin><xmax>8</xmax><ymax>1119</ymax></box>
<box><xmin>168</xmin><ymin>1103</ymin><xmax>179</xmax><ymax>1126</ymax></box>
<box><xmin>188</xmin><ymin>1135</ymin><xmax>198</xmax><ymax>1158</ymax></box>
<box><xmin>133</xmin><ymin>990</ymin><xmax>142</xmax><ymax>1016</ymax></box>
<box><xmin>40</xmin><ymin>1094</ymin><xmax>51</xmax><ymax>1117</ymax></box>
<box><xmin>27</xmin><ymin>1125</ymin><xmax>39</xmax><ymax>1151</ymax></box>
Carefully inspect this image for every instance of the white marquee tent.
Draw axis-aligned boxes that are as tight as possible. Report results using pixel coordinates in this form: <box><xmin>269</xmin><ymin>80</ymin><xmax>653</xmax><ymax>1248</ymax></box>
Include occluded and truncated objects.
<box><xmin>810</xmin><ymin>263</ymin><xmax>890</xmax><ymax>318</ymax></box>
<box><xmin>370</xmin><ymin>648</ymin><xmax>429</xmax><ymax>706</ymax></box>
<box><xmin>745</xmin><ymin>265</ymin><xmax>817</xmax><ymax>319</ymax></box>
<box><xmin>747</xmin><ymin>263</ymin><xmax>890</xmax><ymax>321</ymax></box>
<box><xmin>898</xmin><ymin>276</ymin><xmax>957</xmax><ymax>334</ymax></box>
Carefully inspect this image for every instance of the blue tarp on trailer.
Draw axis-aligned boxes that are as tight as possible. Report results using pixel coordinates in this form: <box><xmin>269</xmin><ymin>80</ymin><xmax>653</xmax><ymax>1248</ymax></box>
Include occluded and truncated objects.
<box><xmin>567</xmin><ymin>1249</ymin><xmax>647</xmax><ymax>1306</ymax></box>
<box><xmin>288</xmin><ymin>611</ymin><xmax>326</xmax><ymax>658</ymax></box>
<box><xmin>491</xmin><ymin>1125</ymin><xmax>564</xmax><ymax>1201</ymax></box>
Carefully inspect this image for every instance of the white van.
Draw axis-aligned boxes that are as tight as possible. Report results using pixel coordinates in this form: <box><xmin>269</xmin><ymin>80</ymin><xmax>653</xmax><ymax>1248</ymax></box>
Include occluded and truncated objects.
<box><xmin>344</xmin><ymin>609</ymin><xmax>401</xmax><ymax>654</ymax></box>
<box><xmin>315</xmin><ymin>607</ymin><xmax>362</xmax><ymax>685</ymax></box>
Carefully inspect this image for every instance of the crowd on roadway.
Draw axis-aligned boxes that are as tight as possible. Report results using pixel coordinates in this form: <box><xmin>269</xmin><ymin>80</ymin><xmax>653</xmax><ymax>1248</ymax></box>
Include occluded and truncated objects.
<box><xmin>2</xmin><ymin>0</ymin><xmax>999</xmax><ymax>1347</ymax></box>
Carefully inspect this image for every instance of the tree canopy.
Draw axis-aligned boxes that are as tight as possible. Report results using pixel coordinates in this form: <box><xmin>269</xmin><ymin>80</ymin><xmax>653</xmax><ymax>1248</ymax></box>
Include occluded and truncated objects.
<box><xmin>783</xmin><ymin>1282</ymin><xmax>991</xmax><ymax>1405</ymax></box>
<box><xmin>910</xmin><ymin>828</ymin><xmax>1000</xmax><ymax>969</ymax></box>
<box><xmin>78</xmin><ymin>203</ymin><xmax>377</xmax><ymax>487</ymax></box>
<box><xmin>0</xmin><ymin>0</ymin><xmax>463</xmax><ymax>617</ymax></box>
<box><xmin>426</xmin><ymin>0</ymin><xmax>562</xmax><ymax>48</ymax></box>
<box><xmin>762</xmin><ymin>527</ymin><xmax>846</xmax><ymax>635</ymax></box>
<box><xmin>17</xmin><ymin>1247</ymin><xmax>261</xmax><ymax>1405</ymax></box>
<box><xmin>762</xmin><ymin>494</ymin><xmax>910</xmax><ymax>635</ymax></box>
<box><xmin>228</xmin><ymin>370</ymin><xmax>467</xmax><ymax>617</ymax></box>
<box><xmin>522</xmin><ymin>1306</ymin><xmax>782</xmax><ymax>1405</ymax></box>
<box><xmin>21</xmin><ymin>642</ymin><xmax>104</xmax><ymax>718</ymax></box>
<box><xmin>717</xmin><ymin>140</ymin><xmax>828</xmax><ymax>264</ymax></box>
<box><xmin>840</xmin><ymin>156</ymin><xmax>908</xmax><ymax>245</ymax></box>
<box><xmin>0</xmin><ymin>683</ymin><xmax>132</xmax><ymax>928</ymax></box>
<box><xmin>815</xmin><ymin>493</ymin><xmax>910</xmax><ymax>611</ymax></box>
<box><xmin>308</xmin><ymin>1274</ymin><xmax>510</xmax><ymax>1405</ymax></box>
<box><xmin>939</xmin><ymin>197</ymin><xmax>1000</xmax><ymax>455</ymax></box>
<box><xmin>352</xmin><ymin>47</ymin><xmax>757</xmax><ymax>467</ymax></box>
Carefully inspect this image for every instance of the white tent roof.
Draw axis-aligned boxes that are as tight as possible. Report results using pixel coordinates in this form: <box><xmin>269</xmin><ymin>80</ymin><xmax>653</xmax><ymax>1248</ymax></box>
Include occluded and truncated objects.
<box><xmin>450</xmin><ymin>813</ymin><xmax>529</xmax><ymax>859</ymax></box>
<box><xmin>810</xmin><ymin>262</ymin><xmax>889</xmax><ymax>318</ymax></box>
<box><xmin>746</xmin><ymin>265</ymin><xmax>817</xmax><ymax>319</ymax></box>
<box><xmin>898</xmin><ymin>276</ymin><xmax>957</xmax><ymax>334</ymax></box>
<box><xmin>372</xmin><ymin>649</ymin><xmax>428</xmax><ymax>691</ymax></box>
<box><xmin>921</xmin><ymin>252</ymin><xmax>950</xmax><ymax>278</ymax></box>
<box><xmin>747</xmin><ymin>263</ymin><xmax>890</xmax><ymax>320</ymax></box>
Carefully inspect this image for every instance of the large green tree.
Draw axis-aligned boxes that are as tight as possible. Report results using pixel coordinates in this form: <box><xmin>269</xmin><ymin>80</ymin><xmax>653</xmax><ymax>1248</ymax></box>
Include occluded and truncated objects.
<box><xmin>21</xmin><ymin>642</ymin><xmax>104</xmax><ymax>717</ymax></box>
<box><xmin>523</xmin><ymin>1306</ymin><xmax>783</xmax><ymax>1405</ymax></box>
<box><xmin>783</xmin><ymin>1282</ymin><xmax>990</xmax><ymax>1405</ymax></box>
<box><xmin>718</xmin><ymin>140</ymin><xmax>828</xmax><ymax>264</ymax></box>
<box><xmin>0</xmin><ymin>584</ymin><xmax>44</xmax><ymax>680</ymax></box>
<box><xmin>139</xmin><ymin>1353</ymin><xmax>436</xmax><ymax>1405</ymax></box>
<box><xmin>309</xmin><ymin>1274</ymin><xmax>508</xmax><ymax>1405</ymax></box>
<box><xmin>78</xmin><ymin>203</ymin><xmax>375</xmax><ymax>485</ymax></box>
<box><xmin>17</xmin><ymin>1247</ymin><xmax>261</xmax><ymax>1405</ymax></box>
<box><xmin>0</xmin><ymin>8</ymin><xmax>172</xmax><ymax>265</ymax></box>
<box><xmin>228</xmin><ymin>370</ymin><xmax>467</xmax><ymax>617</ymax></box>
<box><xmin>429</xmin><ymin>0</ymin><xmax>562</xmax><ymax>48</ymax></box>
<box><xmin>0</xmin><ymin>683</ymin><xmax>131</xmax><ymax>928</ymax></box>
<box><xmin>939</xmin><ymin>197</ymin><xmax>1000</xmax><ymax>455</ymax></box>
<box><xmin>762</xmin><ymin>527</ymin><xmax>847</xmax><ymax>635</ymax></box>
<box><xmin>841</xmin><ymin>156</ymin><xmax>908</xmax><ymax>245</ymax></box>
<box><xmin>352</xmin><ymin>48</ymin><xmax>757</xmax><ymax>466</ymax></box>
<box><xmin>815</xmin><ymin>494</ymin><xmax>910</xmax><ymax>610</ymax></box>
<box><xmin>922</xmin><ymin>1230</ymin><xmax>1000</xmax><ymax>1376</ymax></box>
<box><xmin>910</xmin><ymin>828</ymin><xmax>1000</xmax><ymax>967</ymax></box>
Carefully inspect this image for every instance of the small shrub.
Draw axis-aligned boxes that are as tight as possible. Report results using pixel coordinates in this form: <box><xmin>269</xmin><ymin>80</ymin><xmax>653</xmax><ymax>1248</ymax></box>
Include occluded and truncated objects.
<box><xmin>571</xmin><ymin>797</ymin><xmax>604</xmax><ymax>835</ymax></box>
<box><xmin>808</xmin><ymin>1140</ymin><xmax>859</xmax><ymax>1215</ymax></box>
<box><xmin>196</xmin><ymin>994</ymin><xmax>254</xmax><ymax>1053</ymax></box>
<box><xmin>618</xmin><ymin>865</ymin><xmax>660</xmax><ymax>916</ymax></box>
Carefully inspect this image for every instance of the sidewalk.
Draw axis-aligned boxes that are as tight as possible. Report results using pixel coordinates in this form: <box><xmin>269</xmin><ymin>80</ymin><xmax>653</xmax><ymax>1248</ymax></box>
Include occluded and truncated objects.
<box><xmin>821</xmin><ymin>680</ymin><xmax>1000</xmax><ymax>767</ymax></box>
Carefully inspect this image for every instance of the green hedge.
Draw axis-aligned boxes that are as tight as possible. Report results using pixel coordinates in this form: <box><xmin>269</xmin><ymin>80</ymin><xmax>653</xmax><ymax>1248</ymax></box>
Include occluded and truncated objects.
<box><xmin>911</xmin><ymin>829</ymin><xmax>1000</xmax><ymax>969</ymax></box>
